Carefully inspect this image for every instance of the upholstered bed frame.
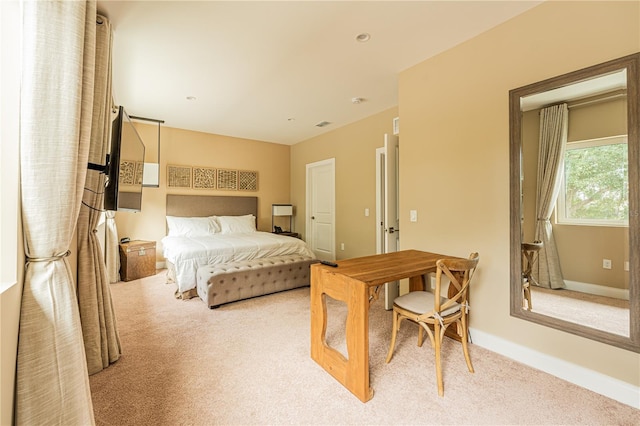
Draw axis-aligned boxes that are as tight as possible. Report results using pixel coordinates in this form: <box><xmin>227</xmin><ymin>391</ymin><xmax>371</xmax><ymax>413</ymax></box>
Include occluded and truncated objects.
<box><xmin>166</xmin><ymin>194</ymin><xmax>259</xmax><ymax>222</ymax></box>
<box><xmin>164</xmin><ymin>194</ymin><xmax>316</xmax><ymax>306</ymax></box>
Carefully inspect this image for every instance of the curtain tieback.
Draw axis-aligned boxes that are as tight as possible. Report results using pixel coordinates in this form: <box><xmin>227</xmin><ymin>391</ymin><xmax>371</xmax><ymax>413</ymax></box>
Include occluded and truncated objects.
<box><xmin>26</xmin><ymin>250</ymin><xmax>71</xmax><ymax>264</ymax></box>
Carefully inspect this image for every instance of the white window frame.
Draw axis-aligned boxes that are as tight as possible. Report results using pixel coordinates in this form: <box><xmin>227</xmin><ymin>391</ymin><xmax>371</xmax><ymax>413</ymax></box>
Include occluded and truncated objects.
<box><xmin>0</xmin><ymin>0</ymin><xmax>21</xmax><ymax>293</ymax></box>
<box><xmin>557</xmin><ymin>135</ymin><xmax>629</xmax><ymax>227</ymax></box>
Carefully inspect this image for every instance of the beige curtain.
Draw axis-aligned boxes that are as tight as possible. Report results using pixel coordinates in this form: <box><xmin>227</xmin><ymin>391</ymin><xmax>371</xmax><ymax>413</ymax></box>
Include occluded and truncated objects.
<box><xmin>105</xmin><ymin>210</ymin><xmax>121</xmax><ymax>283</ymax></box>
<box><xmin>16</xmin><ymin>1</ymin><xmax>97</xmax><ymax>424</ymax></box>
<box><xmin>77</xmin><ymin>15</ymin><xmax>122</xmax><ymax>375</ymax></box>
<box><xmin>534</xmin><ymin>103</ymin><xmax>568</xmax><ymax>289</ymax></box>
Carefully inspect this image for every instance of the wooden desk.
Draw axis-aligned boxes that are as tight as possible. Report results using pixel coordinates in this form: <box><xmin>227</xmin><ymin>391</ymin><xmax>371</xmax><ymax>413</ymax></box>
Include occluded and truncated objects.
<box><xmin>310</xmin><ymin>249</ymin><xmax>462</xmax><ymax>402</ymax></box>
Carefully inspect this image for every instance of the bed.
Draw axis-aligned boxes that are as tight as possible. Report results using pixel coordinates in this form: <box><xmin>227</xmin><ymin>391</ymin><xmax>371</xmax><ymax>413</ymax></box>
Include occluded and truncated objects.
<box><xmin>162</xmin><ymin>194</ymin><xmax>316</xmax><ymax>302</ymax></box>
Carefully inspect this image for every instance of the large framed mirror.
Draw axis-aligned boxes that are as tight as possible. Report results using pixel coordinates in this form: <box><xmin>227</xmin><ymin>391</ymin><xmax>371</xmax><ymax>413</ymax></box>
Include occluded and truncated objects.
<box><xmin>509</xmin><ymin>53</ymin><xmax>639</xmax><ymax>352</ymax></box>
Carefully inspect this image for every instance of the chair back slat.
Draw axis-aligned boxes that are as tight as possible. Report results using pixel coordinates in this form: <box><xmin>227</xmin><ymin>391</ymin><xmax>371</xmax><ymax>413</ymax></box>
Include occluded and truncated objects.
<box><xmin>433</xmin><ymin>253</ymin><xmax>479</xmax><ymax>312</ymax></box>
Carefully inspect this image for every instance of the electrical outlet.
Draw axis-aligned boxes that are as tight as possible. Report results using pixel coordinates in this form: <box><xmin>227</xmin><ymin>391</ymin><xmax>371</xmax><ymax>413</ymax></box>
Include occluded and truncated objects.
<box><xmin>603</xmin><ymin>259</ymin><xmax>612</xmax><ymax>269</ymax></box>
<box><xmin>340</xmin><ymin>243</ymin><xmax>345</xmax><ymax>251</ymax></box>
<box><xmin>625</xmin><ymin>261</ymin><xmax>630</xmax><ymax>271</ymax></box>
<box><xmin>364</xmin><ymin>208</ymin><xmax>369</xmax><ymax>217</ymax></box>
<box><xmin>410</xmin><ymin>210</ymin><xmax>418</xmax><ymax>222</ymax></box>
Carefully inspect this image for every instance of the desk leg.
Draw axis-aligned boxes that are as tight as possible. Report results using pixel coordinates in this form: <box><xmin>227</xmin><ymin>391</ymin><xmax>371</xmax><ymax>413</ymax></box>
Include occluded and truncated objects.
<box><xmin>310</xmin><ymin>266</ymin><xmax>373</xmax><ymax>402</ymax></box>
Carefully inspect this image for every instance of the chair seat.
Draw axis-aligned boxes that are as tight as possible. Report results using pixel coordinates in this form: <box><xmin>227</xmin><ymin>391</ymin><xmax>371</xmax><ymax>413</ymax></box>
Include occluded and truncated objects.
<box><xmin>394</xmin><ymin>291</ymin><xmax>461</xmax><ymax>318</ymax></box>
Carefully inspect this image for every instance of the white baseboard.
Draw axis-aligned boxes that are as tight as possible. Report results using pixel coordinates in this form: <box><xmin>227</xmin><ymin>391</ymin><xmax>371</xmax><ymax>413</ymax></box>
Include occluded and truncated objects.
<box><xmin>564</xmin><ymin>280</ymin><xmax>629</xmax><ymax>300</ymax></box>
<box><xmin>469</xmin><ymin>327</ymin><xmax>640</xmax><ymax>409</ymax></box>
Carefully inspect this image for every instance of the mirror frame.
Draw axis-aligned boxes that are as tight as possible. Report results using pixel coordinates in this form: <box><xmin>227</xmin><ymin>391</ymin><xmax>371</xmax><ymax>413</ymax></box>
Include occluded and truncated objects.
<box><xmin>509</xmin><ymin>53</ymin><xmax>640</xmax><ymax>353</ymax></box>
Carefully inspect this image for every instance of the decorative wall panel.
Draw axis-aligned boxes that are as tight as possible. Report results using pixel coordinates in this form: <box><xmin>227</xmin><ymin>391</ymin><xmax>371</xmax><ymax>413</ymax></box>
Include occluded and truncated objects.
<box><xmin>217</xmin><ymin>169</ymin><xmax>238</xmax><ymax>190</ymax></box>
<box><xmin>166</xmin><ymin>164</ymin><xmax>258</xmax><ymax>192</ymax></box>
<box><xmin>167</xmin><ymin>165</ymin><xmax>192</xmax><ymax>188</ymax></box>
<box><xmin>193</xmin><ymin>167</ymin><xmax>217</xmax><ymax>189</ymax></box>
<box><xmin>135</xmin><ymin>161</ymin><xmax>144</xmax><ymax>185</ymax></box>
<box><xmin>119</xmin><ymin>160</ymin><xmax>137</xmax><ymax>185</ymax></box>
<box><xmin>238</xmin><ymin>170</ymin><xmax>258</xmax><ymax>191</ymax></box>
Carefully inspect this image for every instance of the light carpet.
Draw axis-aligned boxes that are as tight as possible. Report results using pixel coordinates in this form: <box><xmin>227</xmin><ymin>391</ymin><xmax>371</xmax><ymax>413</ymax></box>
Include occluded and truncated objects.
<box><xmin>529</xmin><ymin>286</ymin><xmax>629</xmax><ymax>336</ymax></box>
<box><xmin>89</xmin><ymin>271</ymin><xmax>639</xmax><ymax>425</ymax></box>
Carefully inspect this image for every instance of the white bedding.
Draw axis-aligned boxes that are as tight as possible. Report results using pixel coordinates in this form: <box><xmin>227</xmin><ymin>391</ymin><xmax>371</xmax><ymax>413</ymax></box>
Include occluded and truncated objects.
<box><xmin>162</xmin><ymin>231</ymin><xmax>316</xmax><ymax>294</ymax></box>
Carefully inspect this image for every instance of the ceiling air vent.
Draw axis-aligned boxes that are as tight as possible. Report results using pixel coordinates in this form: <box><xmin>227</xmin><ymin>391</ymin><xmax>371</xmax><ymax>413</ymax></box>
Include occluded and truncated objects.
<box><xmin>315</xmin><ymin>121</ymin><xmax>331</xmax><ymax>128</ymax></box>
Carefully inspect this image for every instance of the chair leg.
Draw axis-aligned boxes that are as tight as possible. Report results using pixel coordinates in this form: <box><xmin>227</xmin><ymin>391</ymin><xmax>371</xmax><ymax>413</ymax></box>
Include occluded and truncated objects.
<box><xmin>523</xmin><ymin>281</ymin><xmax>532</xmax><ymax>310</ymax></box>
<box><xmin>460</xmin><ymin>316</ymin><xmax>474</xmax><ymax>373</ymax></box>
<box><xmin>386</xmin><ymin>309</ymin><xmax>399</xmax><ymax>363</ymax></box>
<box><xmin>434</xmin><ymin>322</ymin><xmax>444</xmax><ymax>397</ymax></box>
<box><xmin>417</xmin><ymin>324</ymin><xmax>424</xmax><ymax>347</ymax></box>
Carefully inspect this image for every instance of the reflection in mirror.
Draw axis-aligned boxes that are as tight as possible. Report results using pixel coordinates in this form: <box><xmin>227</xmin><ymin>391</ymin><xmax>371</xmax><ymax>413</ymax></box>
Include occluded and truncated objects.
<box><xmin>130</xmin><ymin>115</ymin><xmax>164</xmax><ymax>188</ymax></box>
<box><xmin>509</xmin><ymin>53</ymin><xmax>639</xmax><ymax>352</ymax></box>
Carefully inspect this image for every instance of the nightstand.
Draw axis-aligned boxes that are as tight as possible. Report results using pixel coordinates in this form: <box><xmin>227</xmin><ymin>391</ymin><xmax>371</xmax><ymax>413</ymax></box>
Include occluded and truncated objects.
<box><xmin>119</xmin><ymin>240</ymin><xmax>156</xmax><ymax>281</ymax></box>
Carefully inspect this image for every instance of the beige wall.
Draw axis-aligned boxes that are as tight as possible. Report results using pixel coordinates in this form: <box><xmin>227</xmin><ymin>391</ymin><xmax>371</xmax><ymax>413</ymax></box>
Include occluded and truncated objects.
<box><xmin>290</xmin><ymin>107</ymin><xmax>398</xmax><ymax>259</ymax></box>
<box><xmin>397</xmin><ymin>0</ymin><xmax>638</xmax><ymax>387</ymax></box>
<box><xmin>114</xmin><ymin>125</ymin><xmax>291</xmax><ymax>261</ymax></box>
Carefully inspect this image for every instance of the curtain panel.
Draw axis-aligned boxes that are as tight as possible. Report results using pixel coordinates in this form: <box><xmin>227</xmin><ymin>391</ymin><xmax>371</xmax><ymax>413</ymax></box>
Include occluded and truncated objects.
<box><xmin>534</xmin><ymin>103</ymin><xmax>568</xmax><ymax>289</ymax></box>
<box><xmin>105</xmin><ymin>210</ymin><xmax>121</xmax><ymax>283</ymax></box>
<box><xmin>77</xmin><ymin>15</ymin><xmax>122</xmax><ymax>375</ymax></box>
<box><xmin>16</xmin><ymin>1</ymin><xmax>98</xmax><ymax>423</ymax></box>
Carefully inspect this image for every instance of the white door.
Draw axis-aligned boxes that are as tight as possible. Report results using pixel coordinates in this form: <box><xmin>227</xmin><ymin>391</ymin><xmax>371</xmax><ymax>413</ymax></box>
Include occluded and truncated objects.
<box><xmin>377</xmin><ymin>134</ymin><xmax>400</xmax><ymax>309</ymax></box>
<box><xmin>306</xmin><ymin>158</ymin><xmax>335</xmax><ymax>261</ymax></box>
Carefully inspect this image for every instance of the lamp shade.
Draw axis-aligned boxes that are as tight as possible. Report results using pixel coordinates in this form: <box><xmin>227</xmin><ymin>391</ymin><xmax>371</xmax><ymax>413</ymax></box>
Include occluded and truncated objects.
<box><xmin>272</xmin><ymin>204</ymin><xmax>293</xmax><ymax>216</ymax></box>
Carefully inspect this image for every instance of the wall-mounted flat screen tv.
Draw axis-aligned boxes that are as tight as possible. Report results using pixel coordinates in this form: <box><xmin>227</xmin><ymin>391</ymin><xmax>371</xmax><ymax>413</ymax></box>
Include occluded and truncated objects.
<box><xmin>104</xmin><ymin>106</ymin><xmax>146</xmax><ymax>212</ymax></box>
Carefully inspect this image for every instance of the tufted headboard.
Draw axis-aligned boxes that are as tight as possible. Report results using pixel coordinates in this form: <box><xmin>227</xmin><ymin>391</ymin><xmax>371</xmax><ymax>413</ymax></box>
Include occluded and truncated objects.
<box><xmin>166</xmin><ymin>194</ymin><xmax>258</xmax><ymax>218</ymax></box>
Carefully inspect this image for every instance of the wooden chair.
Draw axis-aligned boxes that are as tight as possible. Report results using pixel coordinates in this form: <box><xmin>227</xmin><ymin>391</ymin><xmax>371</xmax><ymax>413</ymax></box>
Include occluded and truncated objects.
<box><xmin>385</xmin><ymin>252</ymin><xmax>479</xmax><ymax>397</ymax></box>
<box><xmin>521</xmin><ymin>241</ymin><xmax>543</xmax><ymax>311</ymax></box>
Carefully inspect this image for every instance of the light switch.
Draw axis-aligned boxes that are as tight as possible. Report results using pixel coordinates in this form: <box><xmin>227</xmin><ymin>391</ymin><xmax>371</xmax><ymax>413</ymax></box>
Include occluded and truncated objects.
<box><xmin>410</xmin><ymin>210</ymin><xmax>418</xmax><ymax>222</ymax></box>
<box><xmin>364</xmin><ymin>208</ymin><xmax>369</xmax><ymax>217</ymax></box>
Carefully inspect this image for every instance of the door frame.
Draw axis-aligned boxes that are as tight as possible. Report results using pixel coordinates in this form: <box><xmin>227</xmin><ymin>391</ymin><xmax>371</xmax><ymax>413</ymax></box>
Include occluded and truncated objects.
<box><xmin>377</xmin><ymin>134</ymin><xmax>400</xmax><ymax>309</ymax></box>
<box><xmin>375</xmin><ymin>147</ymin><xmax>385</xmax><ymax>254</ymax></box>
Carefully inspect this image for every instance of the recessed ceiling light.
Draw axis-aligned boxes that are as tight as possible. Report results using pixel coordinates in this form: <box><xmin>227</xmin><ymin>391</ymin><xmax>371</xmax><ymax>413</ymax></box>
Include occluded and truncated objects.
<box><xmin>287</xmin><ymin>117</ymin><xmax>295</xmax><ymax>122</ymax></box>
<box><xmin>315</xmin><ymin>121</ymin><xmax>331</xmax><ymax>128</ymax></box>
<box><xmin>186</xmin><ymin>96</ymin><xmax>196</xmax><ymax>101</ymax></box>
<box><xmin>355</xmin><ymin>33</ymin><xmax>370</xmax><ymax>42</ymax></box>
<box><xmin>351</xmin><ymin>97</ymin><xmax>365</xmax><ymax>104</ymax></box>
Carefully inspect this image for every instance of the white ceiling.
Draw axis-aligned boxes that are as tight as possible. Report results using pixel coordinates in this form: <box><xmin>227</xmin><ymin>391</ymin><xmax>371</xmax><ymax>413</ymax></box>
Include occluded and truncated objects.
<box><xmin>98</xmin><ymin>1</ymin><xmax>543</xmax><ymax>145</ymax></box>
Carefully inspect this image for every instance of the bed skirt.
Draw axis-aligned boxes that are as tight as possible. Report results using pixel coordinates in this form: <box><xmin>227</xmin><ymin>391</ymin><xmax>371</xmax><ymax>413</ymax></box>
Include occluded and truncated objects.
<box><xmin>165</xmin><ymin>261</ymin><xmax>199</xmax><ymax>300</ymax></box>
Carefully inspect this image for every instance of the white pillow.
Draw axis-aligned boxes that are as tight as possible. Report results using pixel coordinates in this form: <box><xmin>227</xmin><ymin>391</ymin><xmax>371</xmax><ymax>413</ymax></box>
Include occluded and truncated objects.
<box><xmin>207</xmin><ymin>216</ymin><xmax>222</xmax><ymax>234</ymax></box>
<box><xmin>166</xmin><ymin>216</ymin><xmax>220</xmax><ymax>237</ymax></box>
<box><xmin>217</xmin><ymin>214</ymin><xmax>257</xmax><ymax>234</ymax></box>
